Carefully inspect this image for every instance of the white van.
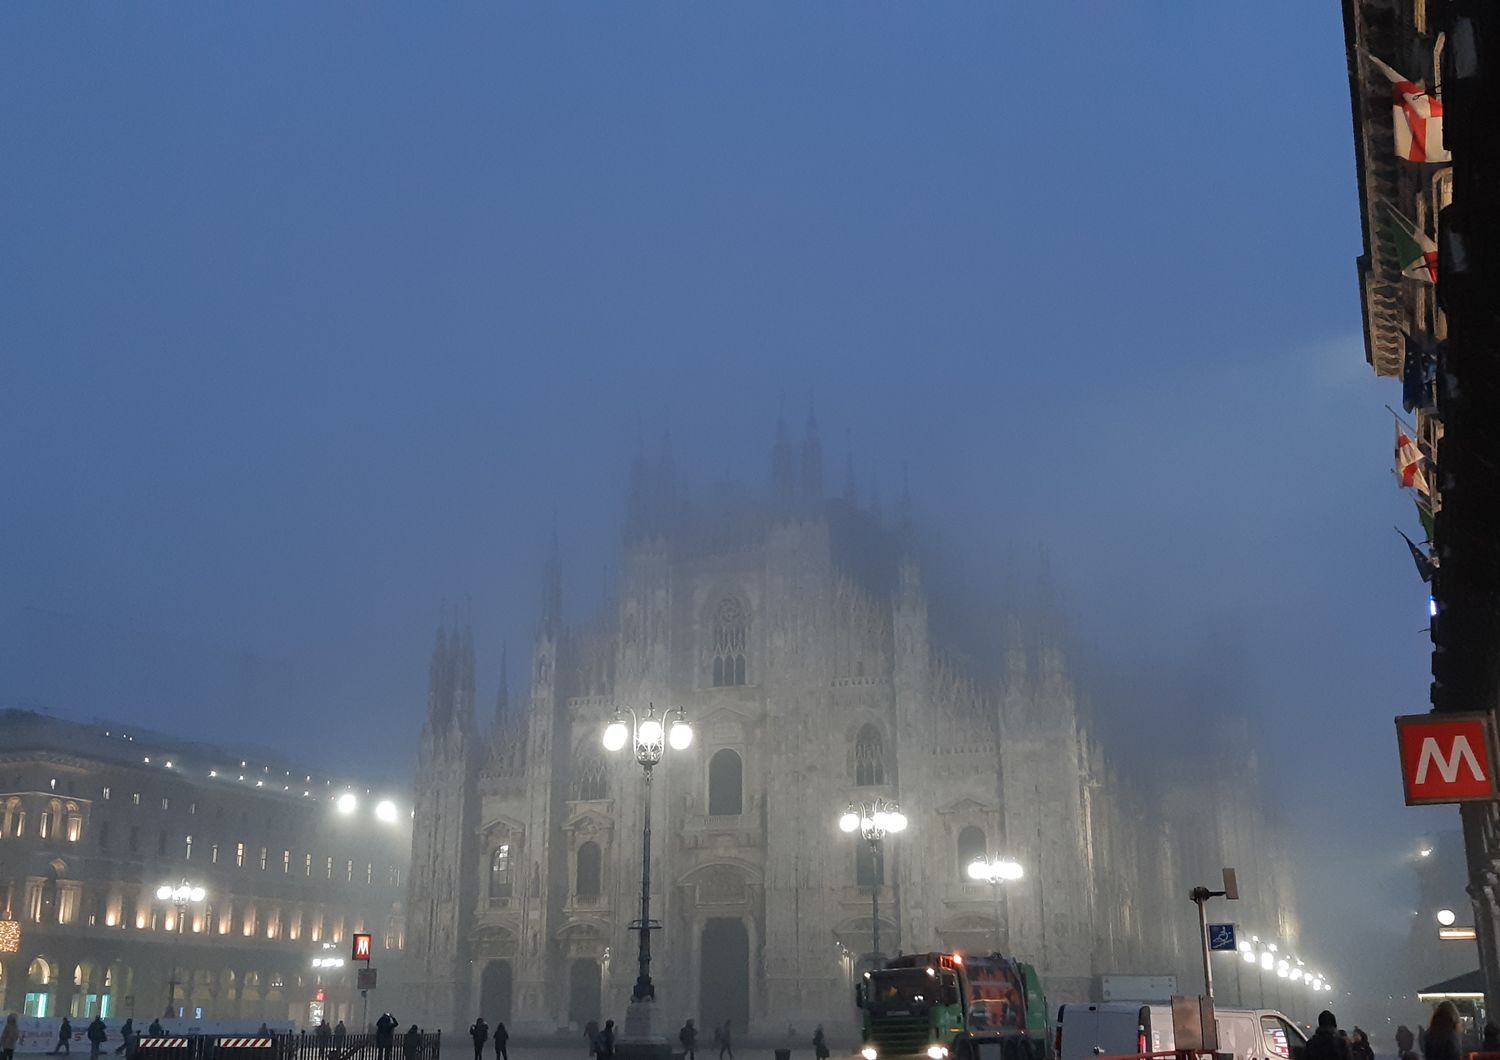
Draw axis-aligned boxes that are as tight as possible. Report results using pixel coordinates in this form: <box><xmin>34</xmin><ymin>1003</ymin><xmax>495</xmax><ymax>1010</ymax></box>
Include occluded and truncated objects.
<box><xmin>1055</xmin><ymin>1003</ymin><xmax>1307</xmax><ymax>1060</ymax></box>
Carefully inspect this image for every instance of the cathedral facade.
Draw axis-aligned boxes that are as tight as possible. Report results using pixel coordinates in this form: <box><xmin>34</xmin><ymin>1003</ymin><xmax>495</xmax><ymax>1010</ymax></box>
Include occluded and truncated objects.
<box><xmin>402</xmin><ymin>417</ymin><xmax>1298</xmax><ymax>1035</ymax></box>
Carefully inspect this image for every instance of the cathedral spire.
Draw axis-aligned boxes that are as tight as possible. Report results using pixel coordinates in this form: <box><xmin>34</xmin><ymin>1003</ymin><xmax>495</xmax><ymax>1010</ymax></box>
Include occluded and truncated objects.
<box><xmin>800</xmin><ymin>399</ymin><xmax>823</xmax><ymax>509</ymax></box>
<box><xmin>541</xmin><ymin>528</ymin><xmax>562</xmax><ymax>636</ymax></box>
<box><xmin>625</xmin><ymin>435</ymin><xmax>649</xmax><ymax>541</ymax></box>
<box><xmin>897</xmin><ymin>463</ymin><xmax>913</xmax><ymax>532</ymax></box>
<box><xmin>455</xmin><ymin>598</ymin><xmax>476</xmax><ymax>730</ymax></box>
<box><xmin>771</xmin><ymin>403</ymin><xmax>795</xmax><ymax>510</ymax></box>
<box><xmin>842</xmin><ymin>433</ymin><xmax>858</xmax><ymax>503</ymax></box>
<box><xmin>426</xmin><ymin>605</ymin><xmax>452</xmax><ymax>729</ymax></box>
<box><xmin>494</xmin><ymin>642</ymin><xmax>510</xmax><ymax>729</ymax></box>
<box><xmin>655</xmin><ymin>431</ymin><xmax>677</xmax><ymax>535</ymax></box>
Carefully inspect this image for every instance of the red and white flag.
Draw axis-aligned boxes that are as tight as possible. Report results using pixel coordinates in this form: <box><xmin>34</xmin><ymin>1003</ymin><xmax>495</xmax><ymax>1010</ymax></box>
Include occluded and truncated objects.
<box><xmin>1369</xmin><ymin>54</ymin><xmax>1450</xmax><ymax>163</ymax></box>
<box><xmin>1397</xmin><ymin>422</ymin><xmax>1431</xmax><ymax>496</ymax></box>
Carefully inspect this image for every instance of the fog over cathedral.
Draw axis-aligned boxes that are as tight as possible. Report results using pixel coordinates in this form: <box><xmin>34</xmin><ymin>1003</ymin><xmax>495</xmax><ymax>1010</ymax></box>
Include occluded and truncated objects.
<box><xmin>398</xmin><ymin>413</ymin><xmax>1299</xmax><ymax>1035</ymax></box>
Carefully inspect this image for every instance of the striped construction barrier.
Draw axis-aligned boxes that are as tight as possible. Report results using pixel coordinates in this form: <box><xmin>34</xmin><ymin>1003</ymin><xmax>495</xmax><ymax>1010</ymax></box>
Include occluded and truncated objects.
<box><xmin>214</xmin><ymin>1042</ymin><xmax>272</xmax><ymax>1049</ymax></box>
<box><xmin>139</xmin><ymin>1042</ymin><xmax>191</xmax><ymax>1049</ymax></box>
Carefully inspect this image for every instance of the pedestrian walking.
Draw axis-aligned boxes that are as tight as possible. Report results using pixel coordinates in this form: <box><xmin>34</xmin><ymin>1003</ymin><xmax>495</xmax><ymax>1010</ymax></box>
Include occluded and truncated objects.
<box><xmin>122</xmin><ymin>1028</ymin><xmax>140</xmax><ymax>1060</ymax></box>
<box><xmin>113</xmin><ymin>1020</ymin><xmax>133</xmax><ymax>1056</ymax></box>
<box><xmin>470</xmin><ymin>1017</ymin><xmax>490</xmax><ymax>1060</ymax></box>
<box><xmin>717</xmin><ymin>1020</ymin><xmax>733</xmax><ymax>1060</ymax></box>
<box><xmin>317</xmin><ymin>1020</ymin><xmax>333</xmax><ymax>1058</ymax></box>
<box><xmin>52</xmin><ymin>1018</ymin><xmax>74</xmax><ymax>1054</ymax></box>
<box><xmin>597</xmin><ymin>1020</ymin><xmax>616</xmax><ymax>1060</ymax></box>
<box><xmin>1349</xmin><ymin>1028</ymin><xmax>1374</xmax><ymax>1060</ymax></box>
<box><xmin>377</xmin><ymin>1013</ymin><xmax>399</xmax><ymax>1060</ymax></box>
<box><xmin>404</xmin><ymin>1025</ymin><xmax>422</xmax><ymax>1060</ymax></box>
<box><xmin>87</xmin><ymin>1017</ymin><xmax>108</xmax><ymax>1060</ymax></box>
<box><xmin>493</xmin><ymin>1021</ymin><xmax>509</xmax><ymax>1060</ymax></box>
<box><xmin>2</xmin><ymin>1014</ymin><xmax>20</xmax><ymax>1060</ymax></box>
<box><xmin>1426</xmin><ymin>1003</ymin><xmax>1463</xmax><ymax>1060</ymax></box>
<box><xmin>679</xmin><ymin>1020</ymin><xmax>697</xmax><ymax>1060</ymax></box>
<box><xmin>585</xmin><ymin>1021</ymin><xmax>600</xmax><ymax>1059</ymax></box>
<box><xmin>1304</xmin><ymin>1012</ymin><xmax>1350</xmax><ymax>1060</ymax></box>
<box><xmin>1396</xmin><ymin>1027</ymin><xmax>1418</xmax><ymax>1060</ymax></box>
<box><xmin>813</xmin><ymin>1026</ymin><xmax>829</xmax><ymax>1060</ymax></box>
<box><xmin>147</xmin><ymin>1021</ymin><xmax>162</xmax><ymax>1040</ymax></box>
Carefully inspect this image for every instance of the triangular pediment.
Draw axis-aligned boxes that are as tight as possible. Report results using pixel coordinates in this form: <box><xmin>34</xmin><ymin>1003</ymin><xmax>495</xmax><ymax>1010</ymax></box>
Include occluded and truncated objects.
<box><xmin>477</xmin><ymin>813</ymin><xmax>527</xmax><ymax>836</ymax></box>
<box><xmin>563</xmin><ymin>807</ymin><xmax>614</xmax><ymax>834</ymax></box>
<box><xmin>934</xmin><ymin>797</ymin><xmax>993</xmax><ymax>816</ymax></box>
<box><xmin>555</xmin><ymin>918</ymin><xmax>610</xmax><ymax>940</ymax></box>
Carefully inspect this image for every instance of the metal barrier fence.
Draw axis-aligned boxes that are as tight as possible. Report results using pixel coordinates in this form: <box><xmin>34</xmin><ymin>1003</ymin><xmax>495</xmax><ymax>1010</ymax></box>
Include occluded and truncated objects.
<box><xmin>136</xmin><ymin>1033</ymin><xmax>442</xmax><ymax>1060</ymax></box>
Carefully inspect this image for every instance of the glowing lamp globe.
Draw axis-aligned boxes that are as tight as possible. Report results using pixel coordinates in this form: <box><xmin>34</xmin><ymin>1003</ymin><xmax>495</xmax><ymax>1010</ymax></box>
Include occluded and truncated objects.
<box><xmin>888</xmin><ymin>811</ymin><xmax>908</xmax><ymax>833</ymax></box>
<box><xmin>839</xmin><ymin>812</ymin><xmax>860</xmax><ymax>833</ymax></box>
<box><xmin>968</xmin><ymin>860</ymin><xmax>987</xmax><ymax>881</ymax></box>
<box><xmin>638</xmin><ymin>718</ymin><xmax>664</xmax><ymax>745</ymax></box>
<box><xmin>603</xmin><ymin>721</ymin><xmax>628</xmax><ymax>751</ymax></box>
<box><xmin>189</xmin><ymin>887</ymin><xmax>206</xmax><ymax>903</ymax></box>
<box><xmin>336</xmin><ymin>792</ymin><xmax>358</xmax><ymax>815</ymax></box>
<box><xmin>1437</xmin><ymin>909</ymin><xmax>1457</xmax><ymax>927</ymax></box>
<box><xmin>375</xmin><ymin>800</ymin><xmax>399</xmax><ymax>823</ymax></box>
<box><xmin>156</xmin><ymin>885</ymin><xmax>173</xmax><ymax>901</ymax></box>
<box><xmin>669</xmin><ymin>720</ymin><xmax>693</xmax><ymax>750</ymax></box>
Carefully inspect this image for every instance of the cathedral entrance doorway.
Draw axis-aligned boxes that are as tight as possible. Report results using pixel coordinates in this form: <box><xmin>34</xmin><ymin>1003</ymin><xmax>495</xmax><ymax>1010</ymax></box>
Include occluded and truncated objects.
<box><xmin>480</xmin><ymin>960</ymin><xmax>513</xmax><ymax>1022</ymax></box>
<box><xmin>568</xmin><ymin>958</ymin><xmax>601</xmax><ymax>1027</ymax></box>
<box><xmin>699</xmin><ymin>918</ymin><xmax>749</xmax><ymax>1035</ymax></box>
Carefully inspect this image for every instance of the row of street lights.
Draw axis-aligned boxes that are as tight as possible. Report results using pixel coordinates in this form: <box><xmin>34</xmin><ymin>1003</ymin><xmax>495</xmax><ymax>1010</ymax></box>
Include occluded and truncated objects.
<box><xmin>600</xmin><ymin>704</ymin><xmax>1031</xmax><ymax>1044</ymax></box>
<box><xmin>1236</xmin><ymin>936</ymin><xmax>1332</xmax><ymax>997</ymax></box>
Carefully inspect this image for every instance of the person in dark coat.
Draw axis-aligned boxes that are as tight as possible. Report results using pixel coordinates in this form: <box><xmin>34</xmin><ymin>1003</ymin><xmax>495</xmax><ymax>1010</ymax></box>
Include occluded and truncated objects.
<box><xmin>813</xmin><ymin>1026</ymin><xmax>829</xmax><ymax>1060</ymax></box>
<box><xmin>597</xmin><ymin>1020</ymin><xmax>616</xmax><ymax>1060</ymax></box>
<box><xmin>51</xmin><ymin>1018</ymin><xmax>73</xmax><ymax>1054</ymax></box>
<box><xmin>1304</xmin><ymin>1012</ymin><xmax>1350</xmax><ymax>1060</ymax></box>
<box><xmin>376</xmin><ymin>1014</ymin><xmax>399</xmax><ymax>1060</ymax></box>
<box><xmin>1395</xmin><ymin>1026</ymin><xmax>1418</xmax><ymax>1060</ymax></box>
<box><xmin>1349</xmin><ymin>1028</ymin><xmax>1374</xmax><ymax>1060</ymax></box>
<box><xmin>493</xmin><ymin>1022</ymin><xmax>509</xmax><ymax>1060</ymax></box>
<box><xmin>718</xmin><ymin>1021</ymin><xmax>733</xmax><ymax>1060</ymax></box>
<box><xmin>404</xmin><ymin>1026</ymin><xmax>422</xmax><ymax>1060</ymax></box>
<box><xmin>584</xmin><ymin>1021</ymin><xmax>599</xmax><ymax>1059</ymax></box>
<box><xmin>87</xmin><ymin>1017</ymin><xmax>108</xmax><ymax>1060</ymax></box>
<box><xmin>470</xmin><ymin>1018</ymin><xmax>490</xmax><ymax>1060</ymax></box>
<box><xmin>679</xmin><ymin>1021</ymin><xmax>697</xmax><ymax>1060</ymax></box>
<box><xmin>112</xmin><ymin>1020</ymin><xmax>132</xmax><ymax>1056</ymax></box>
<box><xmin>1426</xmin><ymin>1003</ymin><xmax>1463</xmax><ymax>1060</ymax></box>
<box><xmin>147</xmin><ymin>1021</ymin><xmax>163</xmax><ymax>1040</ymax></box>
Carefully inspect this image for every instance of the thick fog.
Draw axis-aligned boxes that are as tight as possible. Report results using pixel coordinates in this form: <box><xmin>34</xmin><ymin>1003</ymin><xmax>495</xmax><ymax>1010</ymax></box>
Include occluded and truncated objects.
<box><xmin>0</xmin><ymin>0</ymin><xmax>1452</xmax><ymax>1022</ymax></box>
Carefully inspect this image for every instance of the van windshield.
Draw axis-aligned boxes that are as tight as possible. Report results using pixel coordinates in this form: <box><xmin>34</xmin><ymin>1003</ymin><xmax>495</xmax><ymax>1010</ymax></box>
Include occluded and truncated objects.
<box><xmin>866</xmin><ymin>970</ymin><xmax>941</xmax><ymax>1016</ymax></box>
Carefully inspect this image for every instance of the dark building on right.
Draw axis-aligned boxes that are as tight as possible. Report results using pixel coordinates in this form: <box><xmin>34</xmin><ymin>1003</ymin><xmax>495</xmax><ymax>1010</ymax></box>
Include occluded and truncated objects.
<box><xmin>1343</xmin><ymin>0</ymin><xmax>1500</xmax><ymax>1013</ymax></box>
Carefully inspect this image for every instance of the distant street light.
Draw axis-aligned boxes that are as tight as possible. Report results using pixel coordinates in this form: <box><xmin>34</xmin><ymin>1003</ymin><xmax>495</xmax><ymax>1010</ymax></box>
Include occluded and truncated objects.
<box><xmin>156</xmin><ymin>879</ymin><xmax>206</xmax><ymax>1018</ymax></box>
<box><xmin>1437</xmin><ymin>908</ymin><xmax>1458</xmax><ymax>926</ymax></box>
<box><xmin>838</xmin><ymin>799</ymin><xmax>907</xmax><ymax>963</ymax></box>
<box><xmin>968</xmin><ymin>855</ymin><xmax>1024</xmax><ymax>952</ymax></box>
<box><xmin>374</xmin><ymin>799</ymin><xmax>399</xmax><ymax>823</ymax></box>
<box><xmin>336</xmin><ymin>792</ymin><xmax>358</xmax><ymax>815</ymax></box>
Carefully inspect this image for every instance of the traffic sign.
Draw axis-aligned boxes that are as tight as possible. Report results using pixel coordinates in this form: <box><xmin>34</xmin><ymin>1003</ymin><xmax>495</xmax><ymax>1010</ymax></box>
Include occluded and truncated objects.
<box><xmin>1397</xmin><ymin>713</ymin><xmax>1500</xmax><ymax>805</ymax></box>
<box><xmin>357</xmin><ymin>968</ymin><xmax>377</xmax><ymax>991</ymax></box>
<box><xmin>1208</xmin><ymin>924</ymin><xmax>1237</xmax><ymax>952</ymax></box>
<box><xmin>352</xmin><ymin>933</ymin><xmax>373</xmax><ymax>962</ymax></box>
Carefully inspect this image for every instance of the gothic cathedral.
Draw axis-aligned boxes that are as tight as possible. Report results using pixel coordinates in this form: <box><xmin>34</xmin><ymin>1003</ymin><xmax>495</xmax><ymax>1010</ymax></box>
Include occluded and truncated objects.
<box><xmin>403</xmin><ymin>414</ymin><xmax>1297</xmax><ymax>1035</ymax></box>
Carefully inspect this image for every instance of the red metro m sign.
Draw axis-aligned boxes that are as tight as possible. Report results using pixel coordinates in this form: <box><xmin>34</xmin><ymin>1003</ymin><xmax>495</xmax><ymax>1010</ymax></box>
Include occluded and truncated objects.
<box><xmin>1397</xmin><ymin>713</ymin><xmax>1500</xmax><ymax>805</ymax></box>
<box><xmin>352</xmin><ymin>933</ymin><xmax>373</xmax><ymax>963</ymax></box>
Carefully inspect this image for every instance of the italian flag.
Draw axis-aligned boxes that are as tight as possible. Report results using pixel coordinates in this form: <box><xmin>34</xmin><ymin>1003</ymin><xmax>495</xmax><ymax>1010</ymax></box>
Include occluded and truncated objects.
<box><xmin>1384</xmin><ymin>204</ymin><xmax>1439</xmax><ymax>285</ymax></box>
<box><xmin>1369</xmin><ymin>54</ymin><xmax>1450</xmax><ymax>163</ymax></box>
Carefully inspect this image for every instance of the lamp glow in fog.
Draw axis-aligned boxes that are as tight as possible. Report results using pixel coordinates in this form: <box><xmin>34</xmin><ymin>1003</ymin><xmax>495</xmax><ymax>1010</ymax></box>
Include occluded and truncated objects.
<box><xmin>336</xmin><ymin>792</ymin><xmax>358</xmax><ymax>815</ymax></box>
<box><xmin>603</xmin><ymin>720</ymin><xmax>628</xmax><ymax>751</ymax></box>
<box><xmin>840</xmin><ymin>811</ymin><xmax>860</xmax><ymax>833</ymax></box>
<box><xmin>638</xmin><ymin>718</ymin><xmax>663</xmax><ymax>745</ymax></box>
<box><xmin>669</xmin><ymin>720</ymin><xmax>694</xmax><ymax>750</ymax></box>
<box><xmin>375</xmin><ymin>799</ymin><xmax>399</xmax><ymax>823</ymax></box>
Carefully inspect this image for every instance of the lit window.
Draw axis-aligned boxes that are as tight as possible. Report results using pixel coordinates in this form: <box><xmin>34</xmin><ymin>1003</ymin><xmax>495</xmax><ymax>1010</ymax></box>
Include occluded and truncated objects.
<box><xmin>854</xmin><ymin>725</ymin><xmax>886</xmax><ymax>787</ymax></box>
<box><xmin>211</xmin><ymin>843</ymin><xmax>219</xmax><ymax>864</ymax></box>
<box><xmin>235</xmin><ymin>842</ymin><xmax>245</xmax><ymax>867</ymax></box>
<box><xmin>283</xmin><ymin>850</ymin><xmax>291</xmax><ymax>874</ymax></box>
<box><xmin>346</xmin><ymin>860</ymin><xmax>354</xmax><ymax>882</ymax></box>
<box><xmin>102</xmin><ymin>787</ymin><xmax>111</xmax><ymax>801</ymax></box>
<box><xmin>185</xmin><ymin>835</ymin><xmax>193</xmax><ymax>860</ymax></box>
<box><xmin>366</xmin><ymin>863</ymin><xmax>373</xmax><ymax>885</ymax></box>
<box><xmin>326</xmin><ymin>856</ymin><xmax>333</xmax><ymax>880</ymax></box>
<box><xmin>132</xmin><ymin>793</ymin><xmax>140</xmax><ymax>806</ymax></box>
<box><xmin>260</xmin><ymin>847</ymin><xmax>268</xmax><ymax>871</ymax></box>
<box><xmin>490</xmin><ymin>845</ymin><xmax>512</xmax><ymax>900</ymax></box>
<box><xmin>305</xmin><ymin>853</ymin><xmax>313</xmax><ymax>877</ymax></box>
<box><xmin>161</xmin><ymin>797</ymin><xmax>169</xmax><ymax>811</ymax></box>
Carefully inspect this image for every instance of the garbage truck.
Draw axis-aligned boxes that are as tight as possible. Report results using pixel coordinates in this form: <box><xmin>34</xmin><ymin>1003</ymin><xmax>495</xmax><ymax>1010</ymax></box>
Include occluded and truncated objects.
<box><xmin>855</xmin><ymin>952</ymin><xmax>1049</xmax><ymax>1060</ymax></box>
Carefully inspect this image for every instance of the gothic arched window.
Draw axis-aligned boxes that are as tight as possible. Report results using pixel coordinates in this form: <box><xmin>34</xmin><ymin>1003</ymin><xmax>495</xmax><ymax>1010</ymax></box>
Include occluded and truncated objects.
<box><xmin>708</xmin><ymin>749</ymin><xmax>744</xmax><ymax>816</ymax></box>
<box><xmin>490</xmin><ymin>843</ymin><xmax>513</xmax><ymax>900</ymax></box>
<box><xmin>854</xmin><ymin>724</ymin><xmax>886</xmax><ymax>787</ymax></box>
<box><xmin>957</xmin><ymin>825</ymin><xmax>986</xmax><ymax>880</ymax></box>
<box><xmin>574</xmin><ymin>755</ymin><xmax>607</xmax><ymax>802</ymax></box>
<box><xmin>711</xmin><ymin>597</ymin><xmax>748</xmax><ymax>687</ymax></box>
<box><xmin>575</xmin><ymin>842</ymin><xmax>602</xmax><ymax>901</ymax></box>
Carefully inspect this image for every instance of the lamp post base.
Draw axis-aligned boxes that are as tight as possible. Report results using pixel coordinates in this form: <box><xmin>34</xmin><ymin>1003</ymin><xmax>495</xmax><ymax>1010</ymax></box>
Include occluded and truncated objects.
<box><xmin>616</xmin><ymin>997</ymin><xmax>672</xmax><ymax>1060</ymax></box>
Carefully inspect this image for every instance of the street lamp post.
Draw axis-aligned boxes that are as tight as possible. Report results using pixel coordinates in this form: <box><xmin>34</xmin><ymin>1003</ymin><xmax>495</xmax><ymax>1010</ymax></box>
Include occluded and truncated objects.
<box><xmin>967</xmin><ymin>855</ymin><xmax>1024</xmax><ymax>952</ymax></box>
<box><xmin>155</xmin><ymin>880</ymin><xmax>206</xmax><ymax>1017</ymax></box>
<box><xmin>603</xmin><ymin>704</ymin><xmax>692</xmax><ymax>1047</ymax></box>
<box><xmin>838</xmin><ymin>800</ymin><xmax>907</xmax><ymax>965</ymax></box>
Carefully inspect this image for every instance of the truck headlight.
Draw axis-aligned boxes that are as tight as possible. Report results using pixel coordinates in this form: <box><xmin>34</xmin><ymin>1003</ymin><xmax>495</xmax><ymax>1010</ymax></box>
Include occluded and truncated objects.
<box><xmin>926</xmin><ymin>1049</ymin><xmax>949</xmax><ymax>1060</ymax></box>
<box><xmin>862</xmin><ymin>1049</ymin><xmax>878</xmax><ymax>1060</ymax></box>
